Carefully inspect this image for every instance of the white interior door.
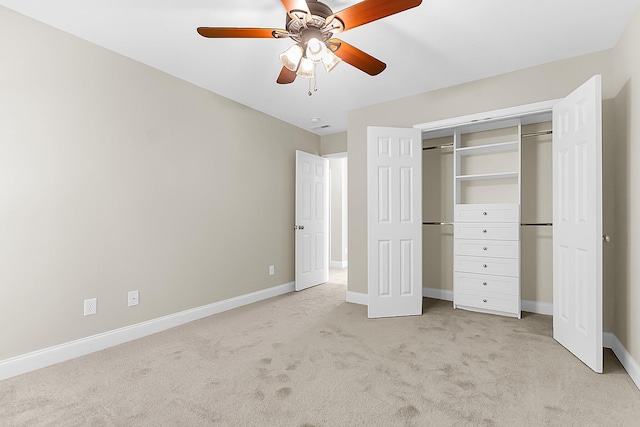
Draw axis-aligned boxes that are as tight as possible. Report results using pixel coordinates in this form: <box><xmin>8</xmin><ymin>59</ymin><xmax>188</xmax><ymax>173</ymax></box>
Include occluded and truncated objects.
<box><xmin>367</xmin><ymin>127</ymin><xmax>422</xmax><ymax>318</ymax></box>
<box><xmin>552</xmin><ymin>75</ymin><xmax>603</xmax><ymax>373</ymax></box>
<box><xmin>295</xmin><ymin>150</ymin><xmax>329</xmax><ymax>291</ymax></box>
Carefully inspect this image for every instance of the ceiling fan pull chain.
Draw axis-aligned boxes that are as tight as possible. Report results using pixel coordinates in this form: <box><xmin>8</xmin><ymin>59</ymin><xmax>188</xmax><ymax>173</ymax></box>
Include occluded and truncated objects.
<box><xmin>308</xmin><ymin>64</ymin><xmax>318</xmax><ymax>96</ymax></box>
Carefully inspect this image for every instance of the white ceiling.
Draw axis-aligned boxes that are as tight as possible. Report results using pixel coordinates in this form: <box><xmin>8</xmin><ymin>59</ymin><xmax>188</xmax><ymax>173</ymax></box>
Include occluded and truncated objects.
<box><xmin>2</xmin><ymin>0</ymin><xmax>639</xmax><ymax>135</ymax></box>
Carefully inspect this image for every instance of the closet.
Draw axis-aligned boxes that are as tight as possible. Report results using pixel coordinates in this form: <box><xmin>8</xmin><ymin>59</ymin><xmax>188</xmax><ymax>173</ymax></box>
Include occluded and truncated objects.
<box><xmin>422</xmin><ymin>115</ymin><xmax>552</xmax><ymax>319</ymax></box>
<box><xmin>367</xmin><ymin>75</ymin><xmax>603</xmax><ymax>372</ymax></box>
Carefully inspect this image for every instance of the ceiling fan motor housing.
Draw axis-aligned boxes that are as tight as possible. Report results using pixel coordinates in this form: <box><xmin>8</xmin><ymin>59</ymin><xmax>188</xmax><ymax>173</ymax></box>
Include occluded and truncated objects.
<box><xmin>286</xmin><ymin>1</ymin><xmax>341</xmax><ymax>41</ymax></box>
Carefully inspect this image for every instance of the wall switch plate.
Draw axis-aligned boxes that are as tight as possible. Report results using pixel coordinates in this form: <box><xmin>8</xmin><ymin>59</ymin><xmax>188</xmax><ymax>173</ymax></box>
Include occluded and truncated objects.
<box><xmin>84</xmin><ymin>298</ymin><xmax>97</xmax><ymax>316</ymax></box>
<box><xmin>128</xmin><ymin>290</ymin><xmax>139</xmax><ymax>307</ymax></box>
<box><xmin>269</xmin><ymin>265</ymin><xmax>275</xmax><ymax>276</ymax></box>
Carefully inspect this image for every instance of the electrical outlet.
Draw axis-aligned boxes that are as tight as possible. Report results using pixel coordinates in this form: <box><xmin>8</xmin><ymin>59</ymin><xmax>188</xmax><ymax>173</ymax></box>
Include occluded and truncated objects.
<box><xmin>84</xmin><ymin>298</ymin><xmax>97</xmax><ymax>316</ymax></box>
<box><xmin>128</xmin><ymin>290</ymin><xmax>139</xmax><ymax>307</ymax></box>
<box><xmin>269</xmin><ymin>265</ymin><xmax>275</xmax><ymax>276</ymax></box>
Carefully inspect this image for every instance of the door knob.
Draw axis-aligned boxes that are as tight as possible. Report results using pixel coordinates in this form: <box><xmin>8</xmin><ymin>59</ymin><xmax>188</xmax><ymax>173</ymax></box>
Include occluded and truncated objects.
<box><xmin>603</xmin><ymin>235</ymin><xmax>611</xmax><ymax>243</ymax></box>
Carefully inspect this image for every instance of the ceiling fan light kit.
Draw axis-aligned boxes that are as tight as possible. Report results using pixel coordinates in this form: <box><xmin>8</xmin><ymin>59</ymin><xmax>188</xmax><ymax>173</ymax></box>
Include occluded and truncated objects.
<box><xmin>197</xmin><ymin>0</ymin><xmax>422</xmax><ymax>94</ymax></box>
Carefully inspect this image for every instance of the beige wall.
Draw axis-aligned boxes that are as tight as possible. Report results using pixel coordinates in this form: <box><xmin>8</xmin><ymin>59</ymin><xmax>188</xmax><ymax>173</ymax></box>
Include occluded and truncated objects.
<box><xmin>0</xmin><ymin>8</ymin><xmax>320</xmax><ymax>360</ymax></box>
<box><xmin>612</xmin><ymin>5</ymin><xmax>640</xmax><ymax>369</ymax></box>
<box><xmin>320</xmin><ymin>132</ymin><xmax>347</xmax><ymax>155</ymax></box>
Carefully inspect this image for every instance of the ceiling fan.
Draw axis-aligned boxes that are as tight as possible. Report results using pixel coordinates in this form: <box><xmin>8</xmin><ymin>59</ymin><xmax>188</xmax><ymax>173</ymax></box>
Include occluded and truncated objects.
<box><xmin>197</xmin><ymin>0</ymin><xmax>422</xmax><ymax>93</ymax></box>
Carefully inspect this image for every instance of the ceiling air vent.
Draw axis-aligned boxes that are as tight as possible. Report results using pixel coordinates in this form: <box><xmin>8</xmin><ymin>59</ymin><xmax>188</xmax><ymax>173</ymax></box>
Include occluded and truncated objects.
<box><xmin>310</xmin><ymin>124</ymin><xmax>331</xmax><ymax>130</ymax></box>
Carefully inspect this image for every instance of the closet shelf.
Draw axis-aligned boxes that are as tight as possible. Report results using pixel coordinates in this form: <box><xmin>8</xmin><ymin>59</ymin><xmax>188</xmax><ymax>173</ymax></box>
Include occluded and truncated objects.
<box><xmin>456</xmin><ymin>141</ymin><xmax>519</xmax><ymax>156</ymax></box>
<box><xmin>456</xmin><ymin>172</ymin><xmax>519</xmax><ymax>181</ymax></box>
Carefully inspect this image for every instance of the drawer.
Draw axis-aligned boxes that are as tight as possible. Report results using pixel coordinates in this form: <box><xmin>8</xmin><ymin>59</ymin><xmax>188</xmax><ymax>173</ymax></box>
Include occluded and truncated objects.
<box><xmin>455</xmin><ymin>204</ymin><xmax>520</xmax><ymax>223</ymax></box>
<box><xmin>455</xmin><ymin>292</ymin><xmax>519</xmax><ymax>314</ymax></box>
<box><xmin>455</xmin><ymin>272</ymin><xmax>519</xmax><ymax>295</ymax></box>
<box><xmin>454</xmin><ymin>239</ymin><xmax>519</xmax><ymax>258</ymax></box>
<box><xmin>454</xmin><ymin>255</ymin><xmax>519</xmax><ymax>277</ymax></box>
<box><xmin>454</xmin><ymin>223</ymin><xmax>519</xmax><ymax>240</ymax></box>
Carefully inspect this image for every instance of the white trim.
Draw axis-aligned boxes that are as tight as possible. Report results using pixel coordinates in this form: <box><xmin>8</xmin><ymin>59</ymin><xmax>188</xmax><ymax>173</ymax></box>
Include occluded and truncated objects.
<box><xmin>322</xmin><ymin>152</ymin><xmax>347</xmax><ymax>159</ymax></box>
<box><xmin>0</xmin><ymin>282</ymin><xmax>295</xmax><ymax>381</ymax></box>
<box><xmin>346</xmin><ymin>291</ymin><xmax>367</xmax><ymax>305</ymax></box>
<box><xmin>522</xmin><ymin>300</ymin><xmax>554</xmax><ymax>316</ymax></box>
<box><xmin>330</xmin><ymin>260</ymin><xmax>348</xmax><ymax>268</ymax></box>
<box><xmin>603</xmin><ymin>333</ymin><xmax>640</xmax><ymax>390</ymax></box>
<box><xmin>423</xmin><ymin>287</ymin><xmax>454</xmax><ymax>301</ymax></box>
<box><xmin>413</xmin><ymin>99</ymin><xmax>560</xmax><ymax>133</ymax></box>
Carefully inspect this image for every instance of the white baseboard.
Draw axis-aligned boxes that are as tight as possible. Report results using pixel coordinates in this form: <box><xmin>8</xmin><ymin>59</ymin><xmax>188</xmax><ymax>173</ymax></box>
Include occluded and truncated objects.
<box><xmin>604</xmin><ymin>332</ymin><xmax>640</xmax><ymax>390</ymax></box>
<box><xmin>348</xmin><ymin>289</ymin><xmax>553</xmax><ymax>317</ymax></box>
<box><xmin>522</xmin><ymin>300</ymin><xmax>554</xmax><ymax>316</ymax></box>
<box><xmin>330</xmin><ymin>261</ymin><xmax>348</xmax><ymax>269</ymax></box>
<box><xmin>0</xmin><ymin>281</ymin><xmax>295</xmax><ymax>381</ymax></box>
<box><xmin>423</xmin><ymin>287</ymin><xmax>453</xmax><ymax>301</ymax></box>
<box><xmin>346</xmin><ymin>291</ymin><xmax>367</xmax><ymax>305</ymax></box>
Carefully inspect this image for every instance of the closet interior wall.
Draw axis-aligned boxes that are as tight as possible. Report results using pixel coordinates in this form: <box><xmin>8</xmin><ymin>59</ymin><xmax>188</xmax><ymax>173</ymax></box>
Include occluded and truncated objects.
<box><xmin>422</xmin><ymin>136</ymin><xmax>454</xmax><ymax>293</ymax></box>
<box><xmin>520</xmin><ymin>122</ymin><xmax>553</xmax><ymax>304</ymax></box>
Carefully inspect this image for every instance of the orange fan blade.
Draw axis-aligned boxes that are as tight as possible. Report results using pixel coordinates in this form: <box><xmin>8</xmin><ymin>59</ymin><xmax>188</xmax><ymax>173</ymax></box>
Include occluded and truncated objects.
<box><xmin>281</xmin><ymin>0</ymin><xmax>310</xmax><ymax>19</ymax></box>
<box><xmin>329</xmin><ymin>39</ymin><xmax>386</xmax><ymax>76</ymax></box>
<box><xmin>330</xmin><ymin>0</ymin><xmax>422</xmax><ymax>32</ymax></box>
<box><xmin>197</xmin><ymin>27</ymin><xmax>282</xmax><ymax>38</ymax></box>
<box><xmin>277</xmin><ymin>67</ymin><xmax>297</xmax><ymax>84</ymax></box>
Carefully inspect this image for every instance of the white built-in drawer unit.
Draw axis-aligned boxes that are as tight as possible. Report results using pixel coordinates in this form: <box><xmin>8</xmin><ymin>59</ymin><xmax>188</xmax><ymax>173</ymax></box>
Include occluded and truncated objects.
<box><xmin>453</xmin><ymin>203</ymin><xmax>521</xmax><ymax>318</ymax></box>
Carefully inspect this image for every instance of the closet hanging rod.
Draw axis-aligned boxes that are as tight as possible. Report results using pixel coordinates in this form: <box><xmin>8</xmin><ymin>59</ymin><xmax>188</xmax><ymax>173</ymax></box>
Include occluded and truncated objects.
<box><xmin>521</xmin><ymin>130</ymin><xmax>552</xmax><ymax>138</ymax></box>
<box><xmin>423</xmin><ymin>143</ymin><xmax>454</xmax><ymax>151</ymax></box>
<box><xmin>521</xmin><ymin>223</ymin><xmax>553</xmax><ymax>226</ymax></box>
<box><xmin>423</xmin><ymin>222</ymin><xmax>454</xmax><ymax>226</ymax></box>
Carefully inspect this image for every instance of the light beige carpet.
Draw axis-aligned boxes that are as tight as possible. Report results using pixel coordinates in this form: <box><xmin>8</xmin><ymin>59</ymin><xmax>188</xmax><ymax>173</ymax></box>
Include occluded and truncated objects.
<box><xmin>1</xmin><ymin>271</ymin><xmax>639</xmax><ymax>426</ymax></box>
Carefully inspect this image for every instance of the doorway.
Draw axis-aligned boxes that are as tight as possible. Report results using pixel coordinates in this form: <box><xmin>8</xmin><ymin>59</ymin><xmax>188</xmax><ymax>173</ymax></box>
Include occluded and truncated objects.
<box><xmin>326</xmin><ymin>153</ymin><xmax>348</xmax><ymax>285</ymax></box>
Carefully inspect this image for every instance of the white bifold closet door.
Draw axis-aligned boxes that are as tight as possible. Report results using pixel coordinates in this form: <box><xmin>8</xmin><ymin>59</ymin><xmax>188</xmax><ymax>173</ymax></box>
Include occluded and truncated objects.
<box><xmin>367</xmin><ymin>127</ymin><xmax>422</xmax><ymax>318</ymax></box>
<box><xmin>553</xmin><ymin>75</ymin><xmax>603</xmax><ymax>373</ymax></box>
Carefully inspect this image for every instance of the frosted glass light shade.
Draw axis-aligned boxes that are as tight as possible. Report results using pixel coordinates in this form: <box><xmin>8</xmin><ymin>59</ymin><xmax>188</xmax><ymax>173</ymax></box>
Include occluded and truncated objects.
<box><xmin>296</xmin><ymin>57</ymin><xmax>315</xmax><ymax>79</ymax></box>
<box><xmin>322</xmin><ymin>50</ymin><xmax>341</xmax><ymax>73</ymax></box>
<box><xmin>280</xmin><ymin>44</ymin><xmax>303</xmax><ymax>71</ymax></box>
<box><xmin>306</xmin><ymin>38</ymin><xmax>325</xmax><ymax>62</ymax></box>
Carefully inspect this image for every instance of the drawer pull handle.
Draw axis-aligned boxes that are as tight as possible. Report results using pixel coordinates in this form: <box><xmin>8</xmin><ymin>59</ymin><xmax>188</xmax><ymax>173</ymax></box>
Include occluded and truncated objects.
<box><xmin>482</xmin><ymin>229</ymin><xmax>487</xmax><ymax>233</ymax></box>
<box><xmin>482</xmin><ymin>282</ymin><xmax>487</xmax><ymax>286</ymax></box>
<box><xmin>483</xmin><ymin>212</ymin><xmax>487</xmax><ymax>216</ymax></box>
<box><xmin>483</xmin><ymin>299</ymin><xmax>488</xmax><ymax>303</ymax></box>
<box><xmin>483</xmin><ymin>247</ymin><xmax>488</xmax><ymax>251</ymax></box>
<box><xmin>483</xmin><ymin>264</ymin><xmax>488</xmax><ymax>268</ymax></box>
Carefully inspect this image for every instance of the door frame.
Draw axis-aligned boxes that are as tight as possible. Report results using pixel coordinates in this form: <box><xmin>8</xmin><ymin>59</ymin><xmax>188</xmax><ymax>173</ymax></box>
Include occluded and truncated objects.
<box><xmin>323</xmin><ymin>152</ymin><xmax>349</xmax><ymax>271</ymax></box>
